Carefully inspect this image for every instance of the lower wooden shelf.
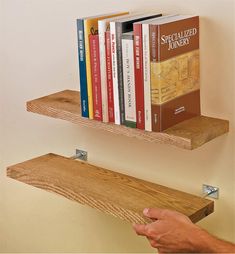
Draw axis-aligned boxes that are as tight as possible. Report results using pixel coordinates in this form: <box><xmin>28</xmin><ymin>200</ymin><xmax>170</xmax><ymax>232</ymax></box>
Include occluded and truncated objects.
<box><xmin>7</xmin><ymin>153</ymin><xmax>214</xmax><ymax>223</ymax></box>
<box><xmin>26</xmin><ymin>90</ymin><xmax>229</xmax><ymax>150</ymax></box>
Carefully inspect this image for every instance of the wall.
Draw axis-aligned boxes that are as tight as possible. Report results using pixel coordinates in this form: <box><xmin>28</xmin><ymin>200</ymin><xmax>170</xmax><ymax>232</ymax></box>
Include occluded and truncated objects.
<box><xmin>0</xmin><ymin>0</ymin><xmax>3</xmax><ymax>170</ymax></box>
<box><xmin>1</xmin><ymin>0</ymin><xmax>234</xmax><ymax>252</ymax></box>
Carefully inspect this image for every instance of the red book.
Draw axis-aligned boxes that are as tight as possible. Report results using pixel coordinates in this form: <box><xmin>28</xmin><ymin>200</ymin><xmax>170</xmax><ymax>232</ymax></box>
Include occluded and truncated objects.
<box><xmin>133</xmin><ymin>23</ymin><xmax>145</xmax><ymax>130</ymax></box>
<box><xmin>105</xmin><ymin>31</ymin><xmax>115</xmax><ymax>123</ymax></box>
<box><xmin>89</xmin><ymin>34</ymin><xmax>102</xmax><ymax>121</ymax></box>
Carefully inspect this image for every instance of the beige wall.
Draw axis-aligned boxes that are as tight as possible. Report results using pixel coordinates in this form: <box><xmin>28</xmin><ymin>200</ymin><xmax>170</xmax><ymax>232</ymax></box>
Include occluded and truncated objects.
<box><xmin>0</xmin><ymin>1</ymin><xmax>3</xmax><ymax>172</ymax></box>
<box><xmin>1</xmin><ymin>0</ymin><xmax>234</xmax><ymax>252</ymax></box>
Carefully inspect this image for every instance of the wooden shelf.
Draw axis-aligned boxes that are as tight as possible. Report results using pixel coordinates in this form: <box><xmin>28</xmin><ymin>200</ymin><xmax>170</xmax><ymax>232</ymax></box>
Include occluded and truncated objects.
<box><xmin>27</xmin><ymin>90</ymin><xmax>229</xmax><ymax>150</ymax></box>
<box><xmin>7</xmin><ymin>153</ymin><xmax>214</xmax><ymax>223</ymax></box>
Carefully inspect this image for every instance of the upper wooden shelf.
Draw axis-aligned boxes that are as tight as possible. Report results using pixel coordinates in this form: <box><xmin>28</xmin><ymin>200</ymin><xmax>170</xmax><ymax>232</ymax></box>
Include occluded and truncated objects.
<box><xmin>7</xmin><ymin>153</ymin><xmax>214</xmax><ymax>223</ymax></box>
<box><xmin>26</xmin><ymin>90</ymin><xmax>229</xmax><ymax>150</ymax></box>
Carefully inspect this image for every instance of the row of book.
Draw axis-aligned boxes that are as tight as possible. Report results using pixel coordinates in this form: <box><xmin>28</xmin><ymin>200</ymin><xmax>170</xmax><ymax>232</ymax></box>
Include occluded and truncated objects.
<box><xmin>77</xmin><ymin>12</ymin><xmax>200</xmax><ymax>132</ymax></box>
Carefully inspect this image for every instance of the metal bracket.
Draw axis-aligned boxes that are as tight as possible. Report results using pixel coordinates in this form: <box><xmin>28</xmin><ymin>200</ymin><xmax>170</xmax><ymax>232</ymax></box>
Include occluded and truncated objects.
<box><xmin>202</xmin><ymin>184</ymin><xmax>219</xmax><ymax>199</ymax></box>
<box><xmin>70</xmin><ymin>149</ymin><xmax>88</xmax><ymax>161</ymax></box>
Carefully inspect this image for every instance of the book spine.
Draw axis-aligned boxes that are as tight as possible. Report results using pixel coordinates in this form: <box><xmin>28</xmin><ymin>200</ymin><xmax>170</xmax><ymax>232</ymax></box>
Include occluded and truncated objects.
<box><xmin>84</xmin><ymin>20</ymin><xmax>94</xmax><ymax>119</ymax></box>
<box><xmin>98</xmin><ymin>21</ymin><xmax>109</xmax><ymax>123</ymax></box>
<box><xmin>133</xmin><ymin>23</ymin><xmax>145</xmax><ymax>130</ymax></box>
<box><xmin>142</xmin><ymin>23</ymin><xmax>152</xmax><ymax>131</ymax></box>
<box><xmin>105</xmin><ymin>31</ymin><xmax>115</xmax><ymax>123</ymax></box>
<box><xmin>77</xmin><ymin>19</ymin><xmax>89</xmax><ymax>118</ymax></box>
<box><xmin>89</xmin><ymin>34</ymin><xmax>102</xmax><ymax>121</ymax></box>
<box><xmin>110</xmin><ymin>22</ymin><xmax>121</xmax><ymax>125</ymax></box>
<box><xmin>116</xmin><ymin>23</ymin><xmax>125</xmax><ymax>125</ymax></box>
<box><xmin>122</xmin><ymin>35</ymin><xmax>136</xmax><ymax>128</ymax></box>
<box><xmin>150</xmin><ymin>24</ymin><xmax>161</xmax><ymax>132</ymax></box>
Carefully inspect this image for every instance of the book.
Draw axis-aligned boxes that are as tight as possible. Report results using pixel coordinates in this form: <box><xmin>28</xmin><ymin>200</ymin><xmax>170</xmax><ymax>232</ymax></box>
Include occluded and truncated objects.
<box><xmin>83</xmin><ymin>12</ymin><xmax>129</xmax><ymax>119</ymax></box>
<box><xmin>77</xmin><ymin>19</ymin><xmax>89</xmax><ymax>118</ymax></box>
<box><xmin>136</xmin><ymin>15</ymin><xmax>178</xmax><ymax>131</ymax></box>
<box><xmin>133</xmin><ymin>14</ymin><xmax>163</xmax><ymax>130</ymax></box>
<box><xmin>105</xmin><ymin>30</ymin><xmax>115</xmax><ymax>122</ymax></box>
<box><xmin>149</xmin><ymin>15</ymin><xmax>200</xmax><ymax>131</ymax></box>
<box><xmin>89</xmin><ymin>34</ymin><xmax>102</xmax><ymax>121</ymax></box>
<box><xmin>142</xmin><ymin>22</ymin><xmax>151</xmax><ymax>131</ymax></box>
<box><xmin>110</xmin><ymin>13</ymin><xmax>162</xmax><ymax>125</ymax></box>
<box><xmin>122</xmin><ymin>32</ymin><xmax>136</xmax><ymax>128</ymax></box>
<box><xmin>98</xmin><ymin>12</ymin><xmax>129</xmax><ymax>123</ymax></box>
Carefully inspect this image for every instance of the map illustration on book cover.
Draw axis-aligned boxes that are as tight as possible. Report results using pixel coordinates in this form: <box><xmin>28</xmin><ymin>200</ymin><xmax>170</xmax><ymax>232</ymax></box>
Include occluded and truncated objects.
<box><xmin>150</xmin><ymin>15</ymin><xmax>201</xmax><ymax>132</ymax></box>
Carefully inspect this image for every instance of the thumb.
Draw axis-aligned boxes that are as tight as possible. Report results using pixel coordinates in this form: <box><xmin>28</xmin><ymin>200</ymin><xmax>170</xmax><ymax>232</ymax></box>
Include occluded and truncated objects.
<box><xmin>143</xmin><ymin>207</ymin><xmax>166</xmax><ymax>220</ymax></box>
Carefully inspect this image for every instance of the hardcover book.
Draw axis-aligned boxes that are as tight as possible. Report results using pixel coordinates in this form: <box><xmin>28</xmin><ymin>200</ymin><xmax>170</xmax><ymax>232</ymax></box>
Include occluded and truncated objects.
<box><xmin>89</xmin><ymin>34</ymin><xmax>102</xmax><ymax>121</ymax></box>
<box><xmin>133</xmin><ymin>14</ymin><xmax>163</xmax><ymax>130</ymax></box>
<box><xmin>98</xmin><ymin>12</ymin><xmax>129</xmax><ymax>123</ymax></box>
<box><xmin>150</xmin><ymin>15</ymin><xmax>200</xmax><ymax>132</ymax></box>
<box><xmin>135</xmin><ymin>15</ymin><xmax>177</xmax><ymax>131</ymax></box>
<box><xmin>77</xmin><ymin>19</ymin><xmax>89</xmax><ymax>118</ymax></box>
<box><xmin>122</xmin><ymin>32</ymin><xmax>136</xmax><ymax>128</ymax></box>
<box><xmin>142</xmin><ymin>22</ymin><xmax>152</xmax><ymax>131</ymax></box>
<box><xmin>105</xmin><ymin>31</ymin><xmax>115</xmax><ymax>122</ymax></box>
<box><xmin>83</xmin><ymin>12</ymin><xmax>130</xmax><ymax>119</ymax></box>
<box><xmin>110</xmin><ymin>13</ymin><xmax>162</xmax><ymax>125</ymax></box>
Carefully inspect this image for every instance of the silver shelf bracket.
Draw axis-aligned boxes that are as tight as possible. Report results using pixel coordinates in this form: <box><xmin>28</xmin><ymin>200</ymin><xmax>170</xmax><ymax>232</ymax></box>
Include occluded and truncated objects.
<box><xmin>70</xmin><ymin>149</ymin><xmax>88</xmax><ymax>161</ymax></box>
<box><xmin>202</xmin><ymin>184</ymin><xmax>219</xmax><ymax>199</ymax></box>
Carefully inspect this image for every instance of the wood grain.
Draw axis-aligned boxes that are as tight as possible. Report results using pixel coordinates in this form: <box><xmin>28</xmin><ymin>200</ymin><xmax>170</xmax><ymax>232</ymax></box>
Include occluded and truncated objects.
<box><xmin>26</xmin><ymin>90</ymin><xmax>229</xmax><ymax>150</ymax></box>
<box><xmin>7</xmin><ymin>153</ymin><xmax>214</xmax><ymax>223</ymax></box>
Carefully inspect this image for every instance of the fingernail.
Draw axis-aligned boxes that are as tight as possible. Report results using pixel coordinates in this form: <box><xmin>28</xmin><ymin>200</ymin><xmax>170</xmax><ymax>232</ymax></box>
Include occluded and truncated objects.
<box><xmin>143</xmin><ymin>208</ymin><xmax>149</xmax><ymax>215</ymax></box>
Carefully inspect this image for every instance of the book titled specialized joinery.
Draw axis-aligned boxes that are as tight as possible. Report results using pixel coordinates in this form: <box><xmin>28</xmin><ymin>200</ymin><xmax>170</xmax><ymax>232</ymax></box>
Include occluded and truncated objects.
<box><xmin>110</xmin><ymin>13</ymin><xmax>162</xmax><ymax>125</ymax></box>
<box><xmin>79</xmin><ymin>12</ymin><xmax>129</xmax><ymax>120</ymax></box>
<box><xmin>150</xmin><ymin>15</ymin><xmax>201</xmax><ymax>132</ymax></box>
<box><xmin>122</xmin><ymin>32</ymin><xmax>136</xmax><ymax>128</ymax></box>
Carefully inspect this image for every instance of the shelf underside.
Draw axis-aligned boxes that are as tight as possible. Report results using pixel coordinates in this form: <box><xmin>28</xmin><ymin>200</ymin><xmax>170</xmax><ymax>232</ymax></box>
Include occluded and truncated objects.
<box><xmin>7</xmin><ymin>153</ymin><xmax>214</xmax><ymax>223</ymax></box>
<box><xmin>26</xmin><ymin>90</ymin><xmax>229</xmax><ymax>150</ymax></box>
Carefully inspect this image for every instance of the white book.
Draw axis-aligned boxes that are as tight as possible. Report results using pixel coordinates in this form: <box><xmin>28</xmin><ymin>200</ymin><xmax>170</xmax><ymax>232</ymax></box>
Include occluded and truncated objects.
<box><xmin>122</xmin><ymin>32</ymin><xmax>136</xmax><ymax>127</ymax></box>
<box><xmin>142</xmin><ymin>23</ymin><xmax>152</xmax><ymax>131</ymax></box>
<box><xmin>110</xmin><ymin>21</ymin><xmax>121</xmax><ymax>125</ymax></box>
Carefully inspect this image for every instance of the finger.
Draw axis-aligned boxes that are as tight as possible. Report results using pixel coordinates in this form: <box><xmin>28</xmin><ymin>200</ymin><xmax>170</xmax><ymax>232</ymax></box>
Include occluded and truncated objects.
<box><xmin>132</xmin><ymin>223</ymin><xmax>148</xmax><ymax>236</ymax></box>
<box><xmin>148</xmin><ymin>238</ymin><xmax>159</xmax><ymax>249</ymax></box>
<box><xmin>143</xmin><ymin>207</ymin><xmax>166</xmax><ymax>220</ymax></box>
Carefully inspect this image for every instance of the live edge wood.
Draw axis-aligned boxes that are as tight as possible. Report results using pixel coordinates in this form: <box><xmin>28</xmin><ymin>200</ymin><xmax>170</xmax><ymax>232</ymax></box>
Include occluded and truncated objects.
<box><xmin>7</xmin><ymin>153</ymin><xmax>214</xmax><ymax>223</ymax></box>
<box><xmin>26</xmin><ymin>90</ymin><xmax>229</xmax><ymax>150</ymax></box>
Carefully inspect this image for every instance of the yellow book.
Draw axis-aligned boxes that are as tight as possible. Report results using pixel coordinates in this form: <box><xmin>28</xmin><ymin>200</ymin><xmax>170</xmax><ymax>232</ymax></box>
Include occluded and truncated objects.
<box><xmin>84</xmin><ymin>12</ymin><xmax>129</xmax><ymax>119</ymax></box>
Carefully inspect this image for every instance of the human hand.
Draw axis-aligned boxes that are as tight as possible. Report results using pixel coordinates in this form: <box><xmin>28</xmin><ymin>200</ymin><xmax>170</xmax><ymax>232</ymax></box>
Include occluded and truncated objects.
<box><xmin>133</xmin><ymin>208</ymin><xmax>202</xmax><ymax>253</ymax></box>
